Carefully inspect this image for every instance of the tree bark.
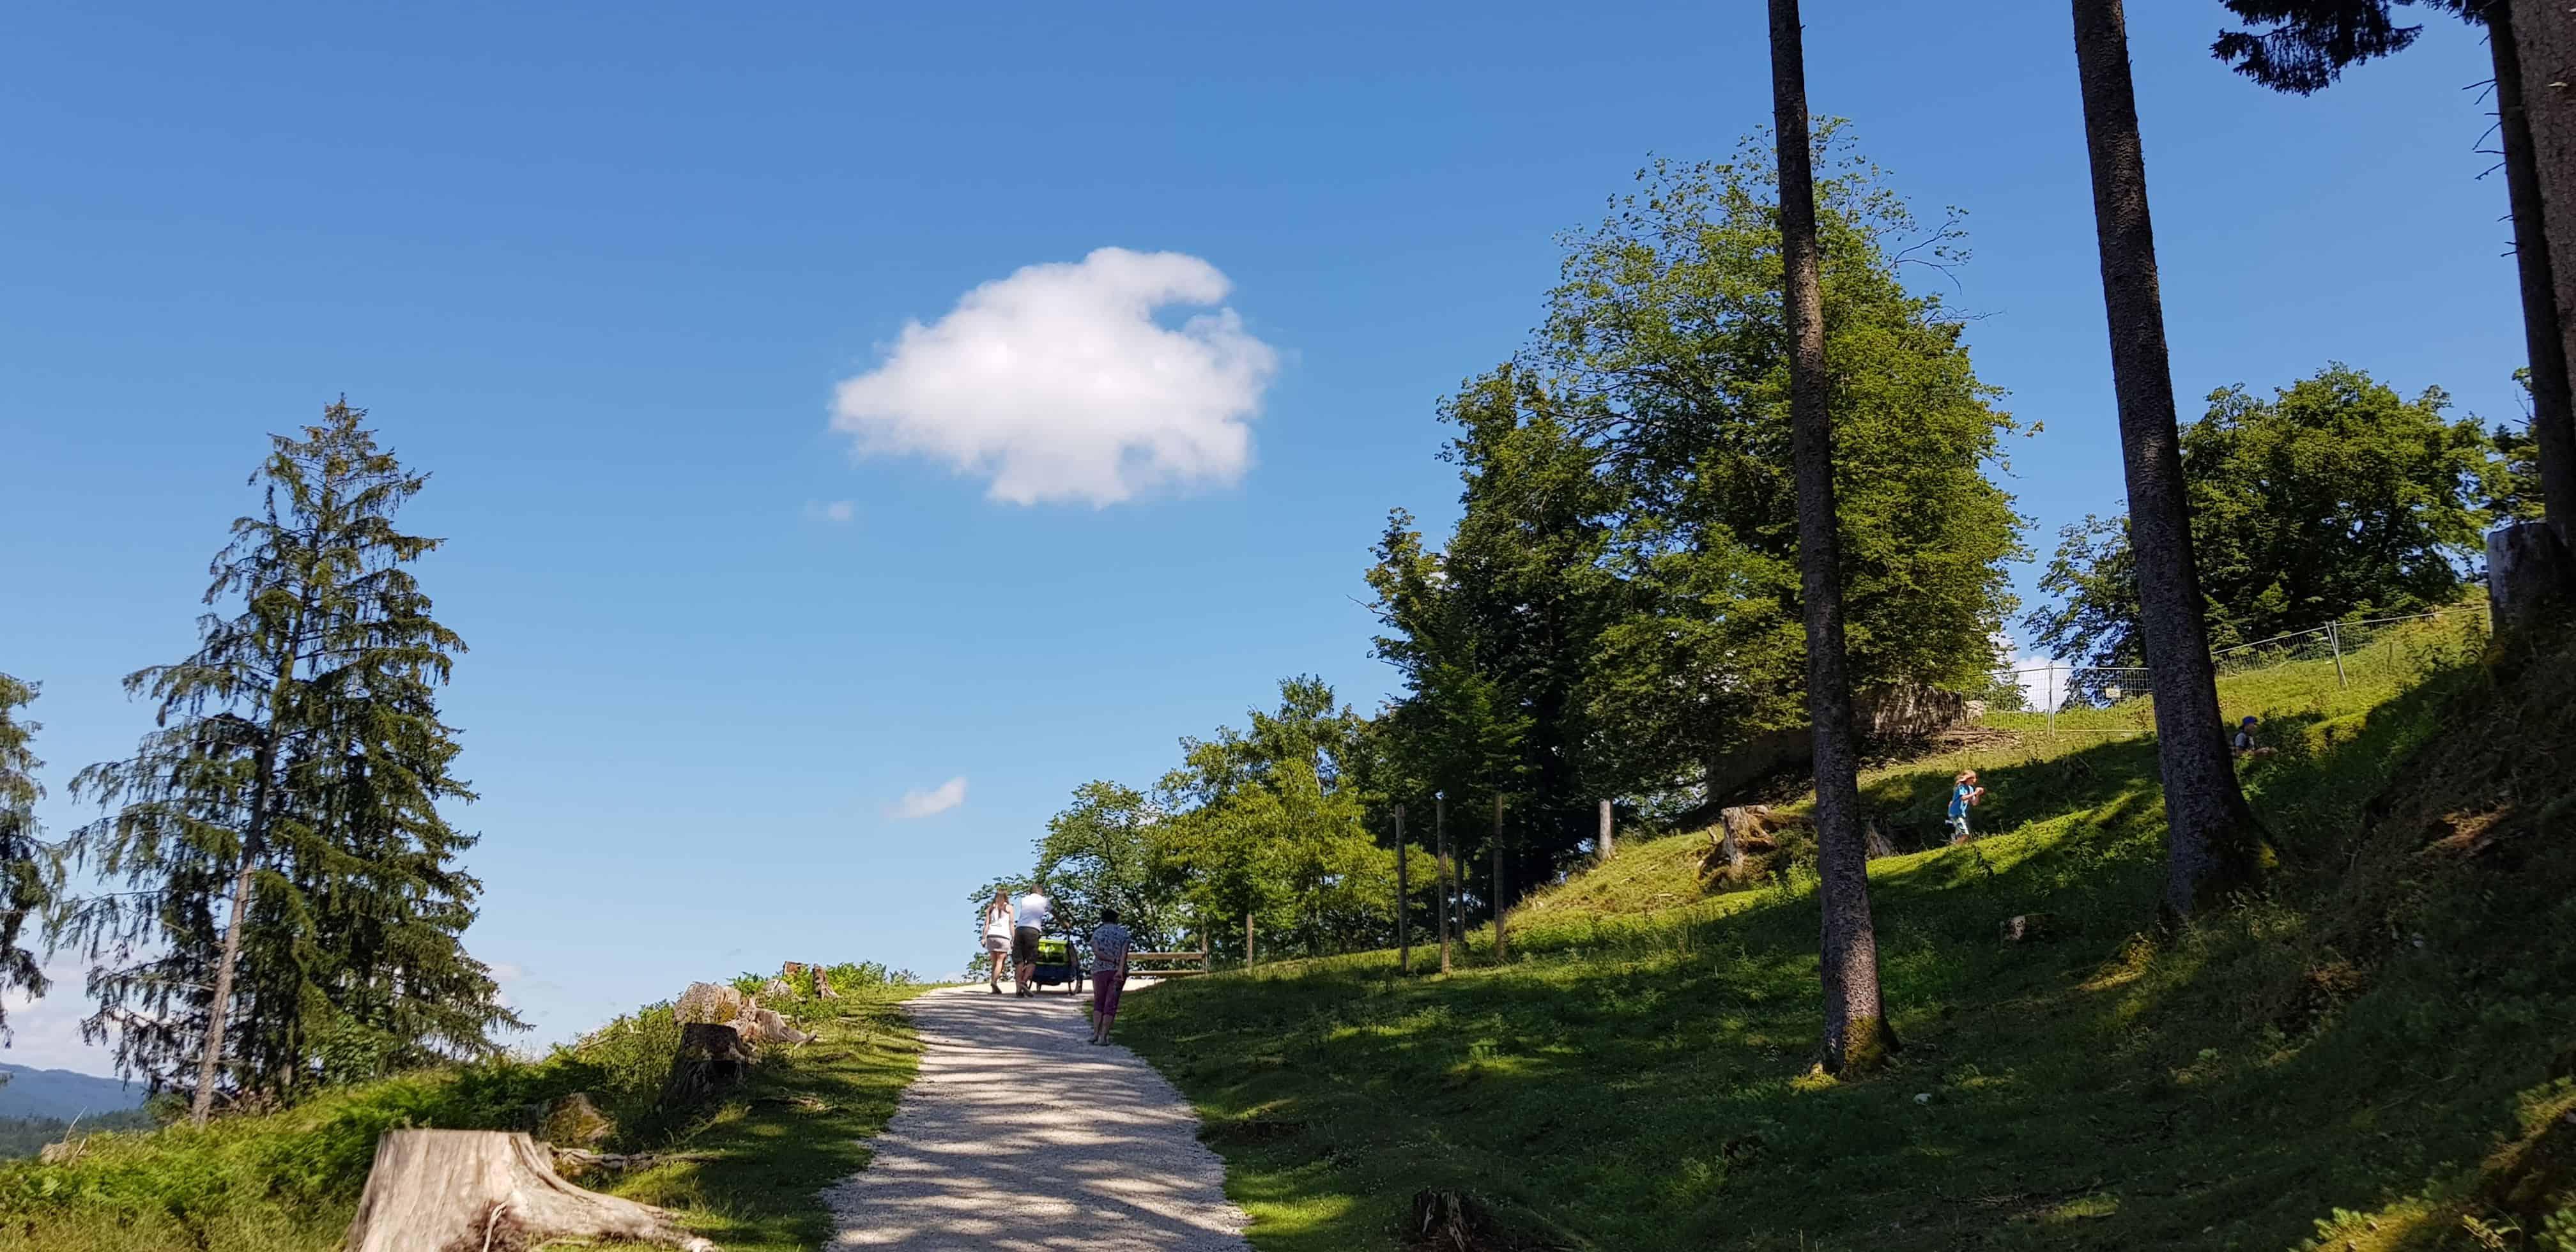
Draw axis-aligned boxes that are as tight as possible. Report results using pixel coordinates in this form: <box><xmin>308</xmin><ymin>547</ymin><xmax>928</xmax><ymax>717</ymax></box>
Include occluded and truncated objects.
<box><xmin>1435</xmin><ymin>793</ymin><xmax>1452</xmax><ymax>974</ymax></box>
<box><xmin>1395</xmin><ymin>804</ymin><xmax>1411</xmax><ymax>973</ymax></box>
<box><xmin>1772</xmin><ymin>0</ymin><xmax>1895</xmax><ymax>1076</ymax></box>
<box><xmin>2511</xmin><ymin>0</ymin><xmax>2576</xmax><ymax>537</ymax></box>
<box><xmin>2496</xmin><ymin>3</ymin><xmax>2576</xmax><ymax>565</ymax></box>
<box><xmin>2071</xmin><ymin>0</ymin><xmax>2265</xmax><ymax>918</ymax></box>
<box><xmin>343</xmin><ymin>1129</ymin><xmax>715</xmax><ymax>1252</ymax></box>
<box><xmin>1490</xmin><ymin>793</ymin><xmax>1508</xmax><ymax>962</ymax></box>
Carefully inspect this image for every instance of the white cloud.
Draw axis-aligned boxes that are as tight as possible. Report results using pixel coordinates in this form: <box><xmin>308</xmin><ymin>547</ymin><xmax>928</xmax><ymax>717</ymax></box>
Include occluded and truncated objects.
<box><xmin>831</xmin><ymin>248</ymin><xmax>1280</xmax><ymax>505</ymax></box>
<box><xmin>887</xmin><ymin>775</ymin><xmax>967</xmax><ymax>820</ymax></box>
<box><xmin>802</xmin><ymin>500</ymin><xmax>855</xmax><ymax>524</ymax></box>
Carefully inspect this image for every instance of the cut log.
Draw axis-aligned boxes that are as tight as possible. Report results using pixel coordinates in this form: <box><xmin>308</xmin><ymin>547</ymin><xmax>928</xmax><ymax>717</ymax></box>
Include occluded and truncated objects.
<box><xmin>674</xmin><ymin>982</ymin><xmax>747</xmax><ymax>1025</ymax></box>
<box><xmin>663</xmin><ymin>1022</ymin><xmax>755</xmax><ymax>1109</ymax></box>
<box><xmin>760</xmin><ymin>978</ymin><xmax>795</xmax><ymax>1000</ymax></box>
<box><xmin>342</xmin><ymin>1129</ymin><xmax>715</xmax><ymax>1252</ymax></box>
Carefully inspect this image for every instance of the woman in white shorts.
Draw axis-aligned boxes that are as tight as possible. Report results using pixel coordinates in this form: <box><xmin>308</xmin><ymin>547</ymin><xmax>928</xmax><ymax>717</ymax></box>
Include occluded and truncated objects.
<box><xmin>981</xmin><ymin>888</ymin><xmax>1015</xmax><ymax>993</ymax></box>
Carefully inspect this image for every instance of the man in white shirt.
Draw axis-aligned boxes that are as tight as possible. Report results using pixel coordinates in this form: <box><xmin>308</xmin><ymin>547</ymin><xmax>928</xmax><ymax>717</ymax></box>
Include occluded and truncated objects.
<box><xmin>1011</xmin><ymin>888</ymin><xmax>1052</xmax><ymax>996</ymax></box>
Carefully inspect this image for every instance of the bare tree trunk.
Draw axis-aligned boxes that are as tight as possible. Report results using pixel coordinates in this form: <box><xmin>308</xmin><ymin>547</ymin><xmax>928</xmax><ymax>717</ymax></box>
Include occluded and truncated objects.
<box><xmin>2510</xmin><ymin>0</ymin><xmax>2576</xmax><ymax>542</ymax></box>
<box><xmin>1772</xmin><ymin>0</ymin><xmax>1894</xmax><ymax>1076</ymax></box>
<box><xmin>190</xmin><ymin>847</ymin><xmax>257</xmax><ymax>1126</ymax></box>
<box><xmin>1436</xmin><ymin>793</ymin><xmax>1452</xmax><ymax>974</ymax></box>
<box><xmin>2496</xmin><ymin>3</ymin><xmax>2576</xmax><ymax>565</ymax></box>
<box><xmin>2071</xmin><ymin>0</ymin><xmax>2265</xmax><ymax>918</ymax></box>
<box><xmin>1395</xmin><ymin>804</ymin><xmax>1411</xmax><ymax>973</ymax></box>
<box><xmin>1490</xmin><ymin>794</ymin><xmax>1508</xmax><ymax>963</ymax></box>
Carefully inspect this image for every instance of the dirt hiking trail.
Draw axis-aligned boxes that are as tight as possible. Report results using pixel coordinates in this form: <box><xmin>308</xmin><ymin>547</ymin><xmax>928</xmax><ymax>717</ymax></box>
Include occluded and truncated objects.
<box><xmin>822</xmin><ymin>982</ymin><xmax>1254</xmax><ymax>1251</ymax></box>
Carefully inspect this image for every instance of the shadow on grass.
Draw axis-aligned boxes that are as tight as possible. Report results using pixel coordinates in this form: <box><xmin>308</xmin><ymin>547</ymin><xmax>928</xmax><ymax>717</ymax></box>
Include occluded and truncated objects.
<box><xmin>1124</xmin><ymin>644</ymin><xmax>2576</xmax><ymax>1251</ymax></box>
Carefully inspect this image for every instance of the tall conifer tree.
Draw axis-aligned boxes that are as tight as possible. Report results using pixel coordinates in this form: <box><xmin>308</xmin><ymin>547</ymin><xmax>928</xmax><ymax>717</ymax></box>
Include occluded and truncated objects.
<box><xmin>59</xmin><ymin>400</ymin><xmax>515</xmax><ymax>1118</ymax></box>
<box><xmin>0</xmin><ymin>673</ymin><xmax>54</xmax><ymax>1038</ymax></box>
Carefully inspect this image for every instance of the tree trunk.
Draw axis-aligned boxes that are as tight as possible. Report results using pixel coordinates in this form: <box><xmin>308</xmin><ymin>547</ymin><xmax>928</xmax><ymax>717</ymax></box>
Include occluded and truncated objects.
<box><xmin>2071</xmin><ymin>0</ymin><xmax>2265</xmax><ymax>919</ymax></box>
<box><xmin>2511</xmin><ymin>0</ymin><xmax>2576</xmax><ymax>535</ymax></box>
<box><xmin>1490</xmin><ymin>793</ymin><xmax>1508</xmax><ymax>962</ymax></box>
<box><xmin>2496</xmin><ymin>3</ymin><xmax>2576</xmax><ymax>567</ymax></box>
<box><xmin>1772</xmin><ymin>0</ymin><xmax>1896</xmax><ymax>1076</ymax></box>
<box><xmin>1435</xmin><ymin>793</ymin><xmax>1452</xmax><ymax>974</ymax></box>
<box><xmin>343</xmin><ymin>1129</ymin><xmax>715</xmax><ymax>1252</ymax></box>
<box><xmin>1395</xmin><ymin>804</ymin><xmax>1411</xmax><ymax>973</ymax></box>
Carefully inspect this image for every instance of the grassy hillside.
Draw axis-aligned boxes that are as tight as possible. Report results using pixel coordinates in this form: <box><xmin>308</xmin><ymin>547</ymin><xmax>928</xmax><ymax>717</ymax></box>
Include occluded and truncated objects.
<box><xmin>1122</xmin><ymin>613</ymin><xmax>2576</xmax><ymax>1250</ymax></box>
<box><xmin>0</xmin><ymin>970</ymin><xmax>924</xmax><ymax>1252</ymax></box>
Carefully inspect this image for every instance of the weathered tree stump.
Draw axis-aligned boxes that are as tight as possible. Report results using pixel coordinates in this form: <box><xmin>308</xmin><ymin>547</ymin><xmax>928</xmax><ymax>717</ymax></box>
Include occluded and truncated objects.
<box><xmin>663</xmin><ymin>1022</ymin><xmax>756</xmax><ymax>1108</ymax></box>
<box><xmin>535</xmin><ymin>1092</ymin><xmax>612</xmax><ymax>1147</ymax></box>
<box><xmin>2488</xmin><ymin>521</ymin><xmax>2573</xmax><ymax>627</ymax></box>
<box><xmin>342</xmin><ymin>1129</ymin><xmax>714</xmax><ymax>1252</ymax></box>
<box><xmin>674</xmin><ymin>981</ymin><xmax>747</xmax><ymax>1025</ymax></box>
<box><xmin>1409</xmin><ymin>1187</ymin><xmax>1507</xmax><ymax>1252</ymax></box>
<box><xmin>1862</xmin><ymin>815</ymin><xmax>1899</xmax><ymax>860</ymax></box>
<box><xmin>730</xmin><ymin>1006</ymin><xmax>811</xmax><ymax>1047</ymax></box>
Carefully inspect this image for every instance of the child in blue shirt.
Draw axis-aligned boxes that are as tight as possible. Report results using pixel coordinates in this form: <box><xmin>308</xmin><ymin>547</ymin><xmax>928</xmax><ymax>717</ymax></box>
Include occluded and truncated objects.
<box><xmin>1948</xmin><ymin>770</ymin><xmax>1986</xmax><ymax>845</ymax></box>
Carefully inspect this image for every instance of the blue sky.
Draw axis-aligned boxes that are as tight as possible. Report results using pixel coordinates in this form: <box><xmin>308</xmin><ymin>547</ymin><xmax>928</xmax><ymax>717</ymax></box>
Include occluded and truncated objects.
<box><xmin>0</xmin><ymin>1</ymin><xmax>2523</xmax><ymax>1072</ymax></box>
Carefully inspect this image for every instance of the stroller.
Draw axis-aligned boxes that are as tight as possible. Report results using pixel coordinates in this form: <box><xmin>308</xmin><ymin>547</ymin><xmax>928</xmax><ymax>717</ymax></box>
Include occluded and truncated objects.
<box><xmin>1028</xmin><ymin>936</ymin><xmax>1087</xmax><ymax>995</ymax></box>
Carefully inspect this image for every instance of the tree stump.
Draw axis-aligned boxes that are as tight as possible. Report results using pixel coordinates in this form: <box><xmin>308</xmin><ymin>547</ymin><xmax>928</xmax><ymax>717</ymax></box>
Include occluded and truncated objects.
<box><xmin>342</xmin><ymin>1129</ymin><xmax>714</xmax><ymax>1252</ymax></box>
<box><xmin>1862</xmin><ymin>815</ymin><xmax>1899</xmax><ymax>860</ymax></box>
<box><xmin>674</xmin><ymin>982</ymin><xmax>747</xmax><ymax>1025</ymax></box>
<box><xmin>729</xmin><ymin>1006</ymin><xmax>811</xmax><ymax>1047</ymax></box>
<box><xmin>2488</xmin><ymin>521</ymin><xmax>2573</xmax><ymax>627</ymax></box>
<box><xmin>535</xmin><ymin>1092</ymin><xmax>612</xmax><ymax>1147</ymax></box>
<box><xmin>1716</xmin><ymin>805</ymin><xmax>1763</xmax><ymax>875</ymax></box>
<box><xmin>663</xmin><ymin>1022</ymin><xmax>755</xmax><ymax>1109</ymax></box>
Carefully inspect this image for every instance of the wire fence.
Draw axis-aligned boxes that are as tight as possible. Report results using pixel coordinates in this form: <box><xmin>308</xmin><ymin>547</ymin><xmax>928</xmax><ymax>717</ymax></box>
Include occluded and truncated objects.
<box><xmin>1986</xmin><ymin>604</ymin><xmax>2492</xmax><ymax>739</ymax></box>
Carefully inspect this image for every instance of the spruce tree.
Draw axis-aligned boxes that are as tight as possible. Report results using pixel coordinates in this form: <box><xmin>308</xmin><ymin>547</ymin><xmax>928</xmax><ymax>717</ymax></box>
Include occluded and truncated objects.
<box><xmin>0</xmin><ymin>673</ymin><xmax>55</xmax><ymax>1039</ymax></box>
<box><xmin>57</xmin><ymin>400</ymin><xmax>516</xmax><ymax>1118</ymax></box>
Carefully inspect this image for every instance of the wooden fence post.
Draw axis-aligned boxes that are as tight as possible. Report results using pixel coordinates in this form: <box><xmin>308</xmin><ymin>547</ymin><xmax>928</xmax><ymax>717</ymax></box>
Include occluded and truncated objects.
<box><xmin>1245</xmin><ymin>912</ymin><xmax>1255</xmax><ymax>971</ymax></box>
<box><xmin>1598</xmin><ymin>798</ymin><xmax>1614</xmax><ymax>859</ymax></box>
<box><xmin>1395</xmin><ymin>803</ymin><xmax>1411</xmax><ymax>974</ymax></box>
<box><xmin>1492</xmin><ymin>793</ymin><xmax>1508</xmax><ymax>963</ymax></box>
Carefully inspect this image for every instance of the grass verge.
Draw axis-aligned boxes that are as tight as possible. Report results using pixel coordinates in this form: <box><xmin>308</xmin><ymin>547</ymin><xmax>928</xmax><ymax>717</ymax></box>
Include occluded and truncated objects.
<box><xmin>0</xmin><ymin>977</ymin><xmax>924</xmax><ymax>1251</ymax></box>
<box><xmin>1123</xmin><ymin>616</ymin><xmax>2576</xmax><ymax>1249</ymax></box>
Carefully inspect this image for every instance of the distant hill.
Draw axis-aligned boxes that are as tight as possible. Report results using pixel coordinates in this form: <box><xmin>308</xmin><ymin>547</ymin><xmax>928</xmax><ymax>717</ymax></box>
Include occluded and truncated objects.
<box><xmin>0</xmin><ymin>1062</ymin><xmax>144</xmax><ymax>1120</ymax></box>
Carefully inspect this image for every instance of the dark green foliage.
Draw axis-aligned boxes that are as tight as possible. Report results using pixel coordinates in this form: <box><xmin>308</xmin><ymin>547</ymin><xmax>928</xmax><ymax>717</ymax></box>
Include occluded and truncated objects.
<box><xmin>2027</xmin><ymin>365</ymin><xmax>2501</xmax><ymax>698</ymax></box>
<box><xmin>1361</xmin><ymin>132</ymin><xmax>2025</xmax><ymax>901</ymax></box>
<box><xmin>54</xmin><ymin>400</ymin><xmax>519</xmax><ymax>1106</ymax></box>
<box><xmin>0</xmin><ymin>675</ymin><xmax>53</xmax><ymax>1037</ymax></box>
<box><xmin>2211</xmin><ymin>0</ymin><xmax>2479</xmax><ymax>95</ymax></box>
<box><xmin>0</xmin><ymin>1112</ymin><xmax>158</xmax><ymax>1161</ymax></box>
<box><xmin>1034</xmin><ymin>781</ymin><xmax>1191</xmax><ymax>951</ymax></box>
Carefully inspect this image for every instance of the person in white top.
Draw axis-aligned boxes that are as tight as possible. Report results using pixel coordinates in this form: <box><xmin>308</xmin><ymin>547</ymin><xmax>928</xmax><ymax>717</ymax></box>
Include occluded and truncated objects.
<box><xmin>1011</xmin><ymin>888</ymin><xmax>1053</xmax><ymax>996</ymax></box>
<box><xmin>980</xmin><ymin>889</ymin><xmax>1015</xmax><ymax>995</ymax></box>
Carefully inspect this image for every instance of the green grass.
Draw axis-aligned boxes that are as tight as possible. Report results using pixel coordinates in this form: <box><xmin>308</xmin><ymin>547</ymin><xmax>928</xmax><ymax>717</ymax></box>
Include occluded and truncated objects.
<box><xmin>1123</xmin><ymin>613</ymin><xmax>2576</xmax><ymax>1250</ymax></box>
<box><xmin>0</xmin><ymin>976</ymin><xmax>925</xmax><ymax>1251</ymax></box>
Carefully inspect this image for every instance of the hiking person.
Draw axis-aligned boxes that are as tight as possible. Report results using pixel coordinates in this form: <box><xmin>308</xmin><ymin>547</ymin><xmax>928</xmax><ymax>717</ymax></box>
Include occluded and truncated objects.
<box><xmin>1088</xmin><ymin>908</ymin><xmax>1133</xmax><ymax>1046</ymax></box>
<box><xmin>980</xmin><ymin>888</ymin><xmax>1015</xmax><ymax>994</ymax></box>
<box><xmin>1948</xmin><ymin>770</ymin><xmax>1986</xmax><ymax>845</ymax></box>
<box><xmin>1011</xmin><ymin>886</ymin><xmax>1052</xmax><ymax>996</ymax></box>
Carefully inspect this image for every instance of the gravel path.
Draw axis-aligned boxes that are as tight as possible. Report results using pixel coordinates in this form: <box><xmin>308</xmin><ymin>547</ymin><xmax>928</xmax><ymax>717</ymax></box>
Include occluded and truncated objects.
<box><xmin>821</xmin><ymin>982</ymin><xmax>1254</xmax><ymax>1251</ymax></box>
